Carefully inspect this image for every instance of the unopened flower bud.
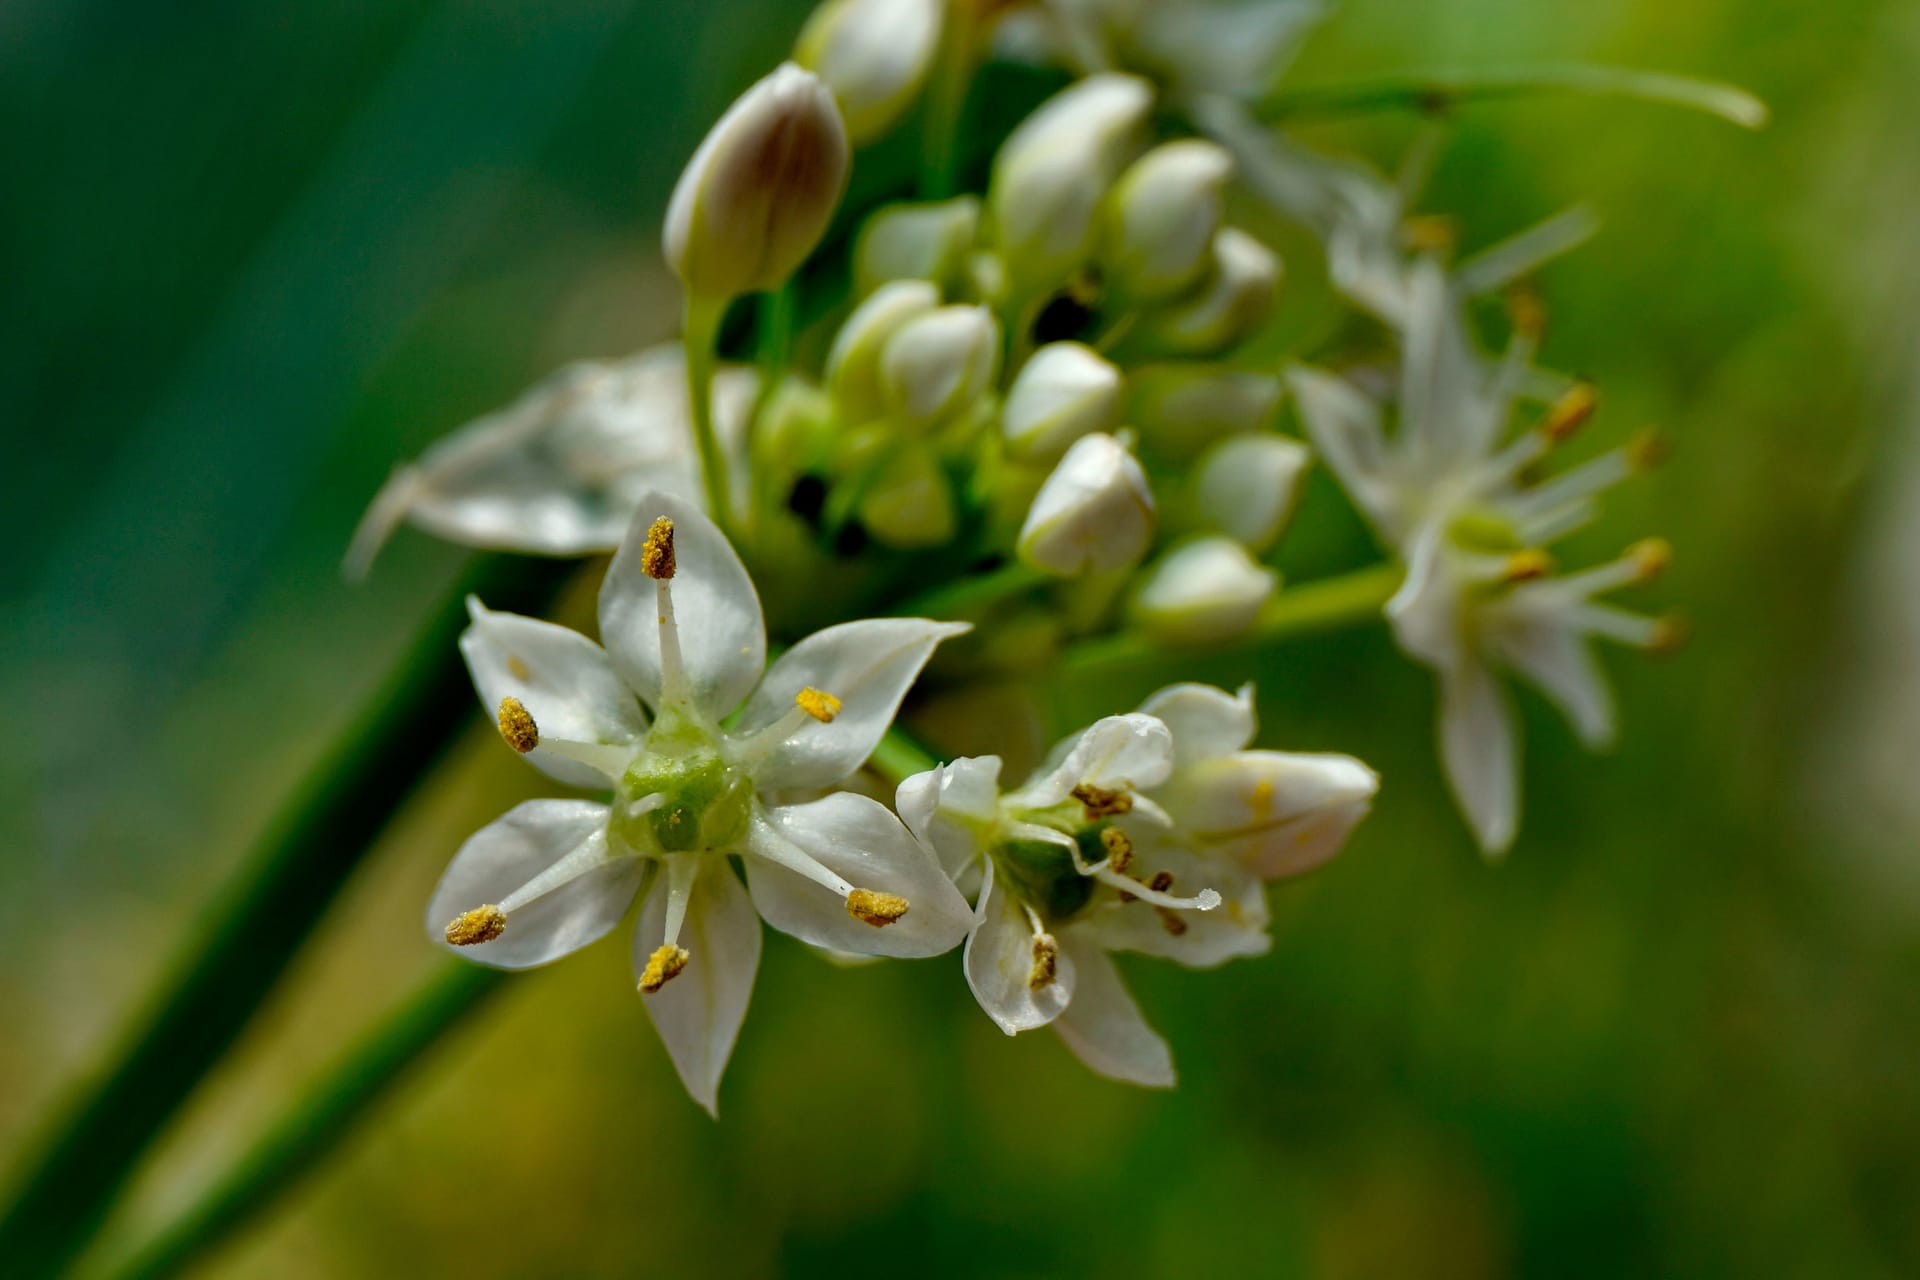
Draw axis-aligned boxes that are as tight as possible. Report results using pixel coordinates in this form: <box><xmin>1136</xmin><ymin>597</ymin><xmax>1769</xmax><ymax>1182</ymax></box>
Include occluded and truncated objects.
<box><xmin>1129</xmin><ymin>364</ymin><xmax>1282</xmax><ymax>460</ymax></box>
<box><xmin>1131</xmin><ymin>537</ymin><xmax>1277</xmax><ymax>644</ymax></box>
<box><xmin>795</xmin><ymin>0</ymin><xmax>942</xmax><ymax>145</ymax></box>
<box><xmin>1001</xmin><ymin>341</ymin><xmax>1122</xmax><ymax>460</ymax></box>
<box><xmin>989</xmin><ymin>74</ymin><xmax>1154</xmax><ymax>290</ymax></box>
<box><xmin>879</xmin><ymin>304</ymin><xmax>1002</xmax><ymax>426</ymax></box>
<box><xmin>1190</xmin><ymin>433</ymin><xmax>1310</xmax><ymax>552</ymax></box>
<box><xmin>854</xmin><ymin>197</ymin><xmax>981</xmax><ymax>296</ymax></box>
<box><xmin>1017</xmin><ymin>432</ymin><xmax>1155</xmax><ymax>576</ymax></box>
<box><xmin>860</xmin><ymin>442</ymin><xmax>958</xmax><ymax>548</ymax></box>
<box><xmin>1104</xmin><ymin>140</ymin><xmax>1234</xmax><ymax>299</ymax></box>
<box><xmin>1144</xmin><ymin>227</ymin><xmax>1281</xmax><ymax>356</ymax></box>
<box><xmin>664</xmin><ymin>63</ymin><xmax>850</xmax><ymax>301</ymax></box>
<box><xmin>826</xmin><ymin>280</ymin><xmax>940</xmax><ymax>421</ymax></box>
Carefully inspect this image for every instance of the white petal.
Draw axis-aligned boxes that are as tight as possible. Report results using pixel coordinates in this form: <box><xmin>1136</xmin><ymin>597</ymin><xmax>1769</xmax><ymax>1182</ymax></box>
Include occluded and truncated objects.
<box><xmin>1437</xmin><ymin>660</ymin><xmax>1520</xmax><ymax>857</ymax></box>
<box><xmin>1136</xmin><ymin>682</ymin><xmax>1256</xmax><ymax>765</ymax></box>
<box><xmin>896</xmin><ymin>756</ymin><xmax>1003</xmax><ymax>878</ymax></box>
<box><xmin>1485</xmin><ymin>608</ymin><xmax>1617</xmax><ymax>749</ymax></box>
<box><xmin>963</xmin><ymin>862</ymin><xmax>1076</xmax><ymax>1035</ymax></box>
<box><xmin>599</xmin><ymin>491</ymin><xmax>767</xmax><ymax>721</ymax></box>
<box><xmin>1084</xmin><ymin>836</ymin><xmax>1270</xmax><ymax>968</ymax></box>
<box><xmin>1401</xmin><ymin>259</ymin><xmax>1496</xmax><ymax>471</ymax></box>
<box><xmin>1009</xmin><ymin>713</ymin><xmax>1175</xmax><ymax>808</ymax></box>
<box><xmin>635</xmin><ymin>857</ymin><xmax>761</xmax><ymax>1117</ymax></box>
<box><xmin>1285</xmin><ymin>364</ymin><xmax>1398</xmax><ymax>536</ymax></box>
<box><xmin>460</xmin><ymin>599</ymin><xmax>647</xmax><ymax>788</ymax></box>
<box><xmin>1051</xmin><ymin>937</ymin><xmax>1175</xmax><ymax>1088</ymax></box>
<box><xmin>737</xmin><ymin>618</ymin><xmax>971</xmax><ymax>790</ymax></box>
<box><xmin>425</xmin><ymin>800</ymin><xmax>640</xmax><ymax>969</ymax></box>
<box><xmin>1385</xmin><ymin>522</ymin><xmax>1467</xmax><ymax>672</ymax></box>
<box><xmin>746</xmin><ymin>795</ymin><xmax>974</xmax><ymax>958</ymax></box>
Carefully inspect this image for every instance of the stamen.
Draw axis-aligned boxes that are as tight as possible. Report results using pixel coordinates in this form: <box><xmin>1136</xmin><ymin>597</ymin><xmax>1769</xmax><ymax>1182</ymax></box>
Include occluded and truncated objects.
<box><xmin>1100</xmin><ymin>827</ymin><xmax>1134</xmax><ymax>875</ymax></box>
<box><xmin>795</xmin><ymin>687</ymin><xmax>842</xmax><ymax>723</ymax></box>
<box><xmin>1541</xmin><ymin>382</ymin><xmax>1598</xmax><ymax>442</ymax></box>
<box><xmin>1148</xmin><ymin>871</ymin><xmax>1175</xmax><ymax>893</ymax></box>
<box><xmin>846</xmin><ymin>888</ymin><xmax>910</xmax><ymax>926</ymax></box>
<box><xmin>1399</xmin><ymin>215</ymin><xmax>1458</xmax><ymax>253</ymax></box>
<box><xmin>1072</xmin><ymin>783</ymin><xmax>1133</xmax><ymax>820</ymax></box>
<box><xmin>1155</xmin><ymin>907</ymin><xmax>1190</xmax><ymax>936</ymax></box>
<box><xmin>1504</xmin><ymin>283</ymin><xmax>1546</xmax><ymax>341</ymax></box>
<box><xmin>1028</xmin><ymin>933</ymin><xmax>1059</xmax><ymax>990</ymax></box>
<box><xmin>1626</xmin><ymin>428</ymin><xmax>1670</xmax><ymax>471</ymax></box>
<box><xmin>496</xmin><ymin>697</ymin><xmax>539</xmax><ymax>753</ymax></box>
<box><xmin>640</xmin><ymin>516</ymin><xmax>676</xmax><ymax>580</ymax></box>
<box><xmin>444</xmin><ymin>905</ymin><xmax>506</xmax><ymax>947</ymax></box>
<box><xmin>639</xmin><ymin>943</ymin><xmax>690</xmax><ymax>993</ymax></box>
<box><xmin>1629</xmin><ymin>537</ymin><xmax>1671</xmax><ymax>583</ymax></box>
<box><xmin>1500</xmin><ymin>549</ymin><xmax>1555</xmax><ymax>584</ymax></box>
<box><xmin>1649</xmin><ymin>614</ymin><xmax>1690</xmax><ymax>655</ymax></box>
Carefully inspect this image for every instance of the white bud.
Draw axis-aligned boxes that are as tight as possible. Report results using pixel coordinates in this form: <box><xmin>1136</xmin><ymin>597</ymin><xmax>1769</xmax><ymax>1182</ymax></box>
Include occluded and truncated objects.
<box><xmin>1104</xmin><ymin>140</ymin><xmax>1233</xmax><ymax>299</ymax></box>
<box><xmin>1145</xmin><ymin>227</ymin><xmax>1281</xmax><ymax>355</ymax></box>
<box><xmin>854</xmin><ymin>197</ymin><xmax>981</xmax><ymax>296</ymax></box>
<box><xmin>664</xmin><ymin>63</ymin><xmax>851</xmax><ymax>301</ymax></box>
<box><xmin>1001</xmin><ymin>342</ymin><xmax>1122</xmax><ymax>461</ymax></box>
<box><xmin>826</xmin><ymin>280</ymin><xmax>940</xmax><ymax>421</ymax></box>
<box><xmin>1191</xmin><ymin>433</ymin><xmax>1311</xmax><ymax>552</ymax></box>
<box><xmin>860</xmin><ymin>442</ymin><xmax>957</xmax><ymax>547</ymax></box>
<box><xmin>1130</xmin><ymin>537</ymin><xmax>1277</xmax><ymax>644</ymax></box>
<box><xmin>795</xmin><ymin>0</ymin><xmax>942</xmax><ymax>145</ymax></box>
<box><xmin>1017</xmin><ymin>432</ymin><xmax>1155</xmax><ymax>576</ymax></box>
<box><xmin>1129</xmin><ymin>364</ymin><xmax>1282</xmax><ymax>459</ymax></box>
<box><xmin>879</xmin><ymin>304</ymin><xmax>1002</xmax><ymax>426</ymax></box>
<box><xmin>989</xmin><ymin>74</ymin><xmax>1154</xmax><ymax>289</ymax></box>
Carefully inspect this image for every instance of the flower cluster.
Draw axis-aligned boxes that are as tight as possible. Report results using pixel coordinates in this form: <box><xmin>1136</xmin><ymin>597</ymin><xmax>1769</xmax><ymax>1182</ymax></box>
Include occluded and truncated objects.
<box><xmin>353</xmin><ymin>0</ymin><xmax>1714</xmax><ymax>1109</ymax></box>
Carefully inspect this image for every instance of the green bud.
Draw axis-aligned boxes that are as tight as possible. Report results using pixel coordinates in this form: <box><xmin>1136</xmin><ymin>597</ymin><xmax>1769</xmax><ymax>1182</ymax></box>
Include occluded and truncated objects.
<box><xmin>854</xmin><ymin>197</ymin><xmax>982</xmax><ymax>297</ymax></box>
<box><xmin>826</xmin><ymin>280</ymin><xmax>941</xmax><ymax>422</ymax></box>
<box><xmin>1129</xmin><ymin>363</ymin><xmax>1282</xmax><ymax>460</ymax></box>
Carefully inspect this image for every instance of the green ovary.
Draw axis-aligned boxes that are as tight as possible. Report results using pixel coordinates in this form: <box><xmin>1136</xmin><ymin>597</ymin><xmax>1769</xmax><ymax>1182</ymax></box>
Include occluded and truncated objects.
<box><xmin>611</xmin><ymin>729</ymin><xmax>754</xmax><ymax>856</ymax></box>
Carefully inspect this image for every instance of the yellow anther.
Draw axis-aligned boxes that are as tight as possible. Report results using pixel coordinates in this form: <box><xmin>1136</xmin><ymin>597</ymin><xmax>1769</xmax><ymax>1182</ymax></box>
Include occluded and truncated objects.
<box><xmin>496</xmin><ymin>697</ymin><xmax>539</xmax><ymax>753</ymax></box>
<box><xmin>638</xmin><ymin>943</ymin><xmax>690</xmax><ymax>993</ymax></box>
<box><xmin>1399</xmin><ymin>214</ymin><xmax>1458</xmax><ymax>253</ymax></box>
<box><xmin>1100</xmin><ymin>826</ymin><xmax>1134</xmax><ymax>874</ymax></box>
<box><xmin>640</xmin><ymin>516</ymin><xmax>676</xmax><ymax>580</ymax></box>
<box><xmin>1505</xmin><ymin>284</ymin><xmax>1547</xmax><ymax>340</ymax></box>
<box><xmin>1629</xmin><ymin>537</ymin><xmax>1672</xmax><ymax>583</ymax></box>
<box><xmin>795</xmin><ymin>687</ymin><xmax>842</xmax><ymax>723</ymax></box>
<box><xmin>1155</xmin><ymin>907</ymin><xmax>1190</xmax><ymax>937</ymax></box>
<box><xmin>1501</xmin><ymin>549</ymin><xmax>1555</xmax><ymax>584</ymax></box>
<box><xmin>1148</xmin><ymin>870</ymin><xmax>1175</xmax><ymax>893</ymax></box>
<box><xmin>846</xmin><ymin>888</ymin><xmax>910</xmax><ymax>927</ymax></box>
<box><xmin>1649</xmin><ymin>614</ymin><xmax>1691</xmax><ymax>656</ymax></box>
<box><xmin>1542</xmin><ymin>382</ymin><xmax>1598</xmax><ymax>442</ymax></box>
<box><xmin>1028</xmin><ymin>934</ymin><xmax>1059</xmax><ymax>991</ymax></box>
<box><xmin>1627</xmin><ymin>428</ymin><xmax>1670</xmax><ymax>472</ymax></box>
<box><xmin>445</xmin><ymin>905</ymin><xmax>506</xmax><ymax>947</ymax></box>
<box><xmin>1071</xmin><ymin>783</ymin><xmax>1133</xmax><ymax>820</ymax></box>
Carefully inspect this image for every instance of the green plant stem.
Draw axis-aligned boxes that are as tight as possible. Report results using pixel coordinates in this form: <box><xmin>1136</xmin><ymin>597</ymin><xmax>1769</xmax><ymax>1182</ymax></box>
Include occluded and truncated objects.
<box><xmin>1258</xmin><ymin>64</ymin><xmax>1768</xmax><ymax>129</ymax></box>
<box><xmin>104</xmin><ymin>964</ymin><xmax>506</xmax><ymax>1280</ymax></box>
<box><xmin>892</xmin><ymin>560</ymin><xmax>1047</xmax><ymax>620</ymax></box>
<box><xmin>0</xmin><ymin>555</ymin><xmax>567</xmax><ymax>1280</ymax></box>
<box><xmin>683</xmin><ymin>293</ymin><xmax>734</xmax><ymax>538</ymax></box>
<box><xmin>1058</xmin><ymin>561</ymin><xmax>1403</xmax><ymax>674</ymax></box>
<box><xmin>922</xmin><ymin>2</ymin><xmax>979</xmax><ymax>198</ymax></box>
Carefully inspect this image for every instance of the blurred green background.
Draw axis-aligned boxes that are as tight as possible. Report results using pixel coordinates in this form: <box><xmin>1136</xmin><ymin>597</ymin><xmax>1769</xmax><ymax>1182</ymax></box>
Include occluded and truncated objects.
<box><xmin>5</xmin><ymin>0</ymin><xmax>1918</xmax><ymax>1275</ymax></box>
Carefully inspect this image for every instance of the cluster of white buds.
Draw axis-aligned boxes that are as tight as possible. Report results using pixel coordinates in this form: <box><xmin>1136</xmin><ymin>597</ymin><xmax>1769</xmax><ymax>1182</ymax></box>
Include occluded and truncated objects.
<box><xmin>344</xmin><ymin>0</ymin><xmax>1731</xmax><ymax>1109</ymax></box>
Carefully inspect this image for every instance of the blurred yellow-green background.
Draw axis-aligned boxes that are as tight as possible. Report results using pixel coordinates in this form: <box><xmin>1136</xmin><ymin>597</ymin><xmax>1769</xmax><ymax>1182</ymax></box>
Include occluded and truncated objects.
<box><xmin>5</xmin><ymin>0</ymin><xmax>1919</xmax><ymax>1275</ymax></box>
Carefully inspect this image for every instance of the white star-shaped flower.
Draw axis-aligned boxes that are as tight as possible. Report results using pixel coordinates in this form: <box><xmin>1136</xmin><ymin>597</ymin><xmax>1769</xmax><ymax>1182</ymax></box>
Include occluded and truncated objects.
<box><xmin>426</xmin><ymin>490</ymin><xmax>973</xmax><ymax>1112</ymax></box>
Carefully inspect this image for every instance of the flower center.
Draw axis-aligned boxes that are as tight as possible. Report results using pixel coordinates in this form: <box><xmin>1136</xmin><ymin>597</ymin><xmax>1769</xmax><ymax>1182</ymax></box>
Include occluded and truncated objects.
<box><xmin>611</xmin><ymin>709</ymin><xmax>753</xmax><ymax>855</ymax></box>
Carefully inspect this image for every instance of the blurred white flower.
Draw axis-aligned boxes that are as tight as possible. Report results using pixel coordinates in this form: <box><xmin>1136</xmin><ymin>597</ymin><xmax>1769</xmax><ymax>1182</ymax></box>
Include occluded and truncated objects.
<box><xmin>1016</xmin><ymin>432</ymin><xmax>1155</xmax><ymax>575</ymax></box>
<box><xmin>344</xmin><ymin>345</ymin><xmax>756</xmax><ymax>578</ymax></box>
<box><xmin>854</xmin><ymin>197</ymin><xmax>981</xmax><ymax>296</ymax></box>
<box><xmin>1130</xmin><ymin>536</ymin><xmax>1277</xmax><ymax>645</ymax></box>
<box><xmin>430</xmin><ymin>492</ymin><xmax>972</xmax><ymax>1112</ymax></box>
<box><xmin>879</xmin><ymin>304</ymin><xmax>1003</xmax><ymax>426</ymax></box>
<box><xmin>1139</xmin><ymin>226</ymin><xmax>1282</xmax><ymax>356</ymax></box>
<box><xmin>795</xmin><ymin>0</ymin><xmax>942</xmax><ymax>145</ymax></box>
<box><xmin>827</xmin><ymin>279</ymin><xmax>943</xmax><ymax>422</ymax></box>
<box><xmin>1103</xmin><ymin>139</ymin><xmax>1235</xmax><ymax>300</ymax></box>
<box><xmin>1190</xmin><ymin>432</ymin><xmax>1310</xmax><ymax>552</ymax></box>
<box><xmin>1001</xmin><ymin>340</ymin><xmax>1123</xmax><ymax>461</ymax></box>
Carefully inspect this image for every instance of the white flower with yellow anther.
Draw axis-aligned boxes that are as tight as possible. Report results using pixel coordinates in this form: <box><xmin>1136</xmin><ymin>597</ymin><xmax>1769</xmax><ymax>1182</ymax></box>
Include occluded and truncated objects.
<box><xmin>664</xmin><ymin>62</ymin><xmax>851</xmax><ymax>303</ymax></box>
<box><xmin>344</xmin><ymin>345</ymin><xmax>757</xmax><ymax>578</ymax></box>
<box><xmin>428</xmin><ymin>491</ymin><xmax>973</xmax><ymax>1112</ymax></box>
<box><xmin>1289</xmin><ymin>259</ymin><xmax>1674</xmax><ymax>856</ymax></box>
<box><xmin>1000</xmin><ymin>340</ymin><xmax>1122</xmax><ymax>461</ymax></box>
<box><xmin>1016</xmin><ymin>432</ymin><xmax>1154</xmax><ymax>576</ymax></box>
<box><xmin>795</xmin><ymin>0</ymin><xmax>942</xmax><ymax>145</ymax></box>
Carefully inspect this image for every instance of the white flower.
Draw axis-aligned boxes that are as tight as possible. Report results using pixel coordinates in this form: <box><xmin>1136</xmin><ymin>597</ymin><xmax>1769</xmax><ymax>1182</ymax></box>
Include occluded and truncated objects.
<box><xmin>1189</xmin><ymin>432</ymin><xmax>1310</xmax><ymax>552</ymax></box>
<box><xmin>1289</xmin><ymin>260</ymin><xmax>1671</xmax><ymax>856</ymax></box>
<box><xmin>795</xmin><ymin>0</ymin><xmax>942</xmax><ymax>145</ymax></box>
<box><xmin>1001</xmin><ymin>341</ymin><xmax>1122</xmax><ymax>461</ymax></box>
<box><xmin>1103</xmin><ymin>140</ymin><xmax>1234</xmax><ymax>299</ymax></box>
<box><xmin>664</xmin><ymin>63</ymin><xmax>851</xmax><ymax>301</ymax></box>
<box><xmin>344</xmin><ymin>346</ymin><xmax>756</xmax><ymax>578</ymax></box>
<box><xmin>989</xmin><ymin>73</ymin><xmax>1154</xmax><ymax>290</ymax></box>
<box><xmin>429</xmin><ymin>491</ymin><xmax>973</xmax><ymax>1112</ymax></box>
<box><xmin>1016</xmin><ymin>432</ymin><xmax>1155</xmax><ymax>576</ymax></box>
<box><xmin>1129</xmin><ymin>537</ymin><xmax>1277</xmax><ymax>644</ymax></box>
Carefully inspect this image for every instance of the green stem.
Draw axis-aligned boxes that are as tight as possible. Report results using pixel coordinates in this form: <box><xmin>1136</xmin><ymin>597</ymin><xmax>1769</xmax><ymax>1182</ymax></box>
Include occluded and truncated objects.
<box><xmin>683</xmin><ymin>293</ymin><xmax>734</xmax><ymax>539</ymax></box>
<box><xmin>921</xmin><ymin>2</ymin><xmax>979</xmax><ymax>198</ymax></box>
<box><xmin>0</xmin><ymin>556</ymin><xmax>567</xmax><ymax>1280</ymax></box>
<box><xmin>1058</xmin><ymin>561</ymin><xmax>1403</xmax><ymax>674</ymax></box>
<box><xmin>891</xmin><ymin>559</ymin><xmax>1047</xmax><ymax>621</ymax></box>
<box><xmin>104</xmin><ymin>965</ymin><xmax>506</xmax><ymax>1280</ymax></box>
<box><xmin>1258</xmin><ymin>64</ymin><xmax>1767</xmax><ymax>130</ymax></box>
